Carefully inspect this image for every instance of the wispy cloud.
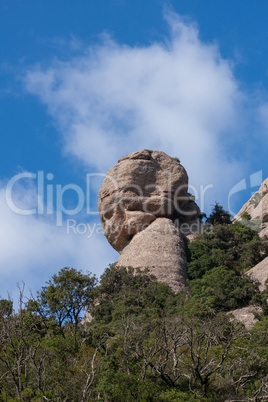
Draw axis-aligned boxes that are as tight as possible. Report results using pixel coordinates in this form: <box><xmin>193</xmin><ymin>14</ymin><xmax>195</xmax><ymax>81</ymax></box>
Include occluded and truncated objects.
<box><xmin>0</xmin><ymin>182</ymin><xmax>117</xmax><ymax>299</ymax></box>
<box><xmin>25</xmin><ymin>10</ymin><xmax>262</xmax><ymax>207</ymax></box>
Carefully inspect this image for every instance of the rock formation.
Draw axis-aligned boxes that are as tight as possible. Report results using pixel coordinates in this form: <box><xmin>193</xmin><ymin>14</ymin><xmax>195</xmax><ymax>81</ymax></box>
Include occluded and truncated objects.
<box><xmin>228</xmin><ymin>306</ymin><xmax>262</xmax><ymax>330</ymax></box>
<box><xmin>245</xmin><ymin>256</ymin><xmax>268</xmax><ymax>292</ymax></box>
<box><xmin>233</xmin><ymin>178</ymin><xmax>268</xmax><ymax>238</ymax></box>
<box><xmin>230</xmin><ymin>179</ymin><xmax>268</xmax><ymax>327</ymax></box>
<box><xmin>117</xmin><ymin>218</ymin><xmax>188</xmax><ymax>293</ymax></box>
<box><xmin>98</xmin><ymin>150</ymin><xmax>201</xmax><ymax>292</ymax></box>
<box><xmin>230</xmin><ymin>254</ymin><xmax>268</xmax><ymax>329</ymax></box>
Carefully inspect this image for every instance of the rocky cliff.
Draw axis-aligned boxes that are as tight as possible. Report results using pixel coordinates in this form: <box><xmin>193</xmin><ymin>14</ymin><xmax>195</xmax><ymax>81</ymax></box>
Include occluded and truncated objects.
<box><xmin>98</xmin><ymin>150</ymin><xmax>201</xmax><ymax>292</ymax></box>
<box><xmin>233</xmin><ymin>178</ymin><xmax>268</xmax><ymax>238</ymax></box>
<box><xmin>231</xmin><ymin>179</ymin><xmax>268</xmax><ymax>327</ymax></box>
<box><xmin>245</xmin><ymin>256</ymin><xmax>268</xmax><ymax>292</ymax></box>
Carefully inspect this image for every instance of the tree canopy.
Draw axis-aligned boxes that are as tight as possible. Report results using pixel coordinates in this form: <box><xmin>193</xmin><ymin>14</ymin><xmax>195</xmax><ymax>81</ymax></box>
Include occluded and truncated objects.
<box><xmin>28</xmin><ymin>267</ymin><xmax>97</xmax><ymax>330</ymax></box>
<box><xmin>0</xmin><ymin>204</ymin><xmax>268</xmax><ymax>400</ymax></box>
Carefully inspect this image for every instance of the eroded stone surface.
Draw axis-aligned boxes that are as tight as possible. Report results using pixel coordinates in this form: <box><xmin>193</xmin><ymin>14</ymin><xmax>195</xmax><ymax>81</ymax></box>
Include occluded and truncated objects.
<box><xmin>99</xmin><ymin>150</ymin><xmax>200</xmax><ymax>252</ymax></box>
<box><xmin>228</xmin><ymin>306</ymin><xmax>262</xmax><ymax>330</ymax></box>
<box><xmin>233</xmin><ymin>178</ymin><xmax>268</xmax><ymax>238</ymax></box>
<box><xmin>98</xmin><ymin>150</ymin><xmax>201</xmax><ymax>292</ymax></box>
<box><xmin>245</xmin><ymin>256</ymin><xmax>268</xmax><ymax>292</ymax></box>
<box><xmin>117</xmin><ymin>218</ymin><xmax>188</xmax><ymax>293</ymax></box>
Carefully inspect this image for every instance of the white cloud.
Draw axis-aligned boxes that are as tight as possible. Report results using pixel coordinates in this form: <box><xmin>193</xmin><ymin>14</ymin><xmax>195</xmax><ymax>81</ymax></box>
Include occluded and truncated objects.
<box><xmin>0</xmin><ymin>182</ymin><xmax>118</xmax><ymax>300</ymax></box>
<box><xmin>25</xmin><ymin>11</ymin><xmax>252</xmax><ymax>207</ymax></box>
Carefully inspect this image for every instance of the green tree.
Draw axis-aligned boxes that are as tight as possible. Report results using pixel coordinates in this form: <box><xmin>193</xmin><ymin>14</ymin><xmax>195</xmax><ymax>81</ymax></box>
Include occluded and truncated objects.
<box><xmin>29</xmin><ymin>267</ymin><xmax>97</xmax><ymax>332</ymax></box>
<box><xmin>187</xmin><ymin>222</ymin><xmax>267</xmax><ymax>279</ymax></box>
<box><xmin>190</xmin><ymin>266</ymin><xmax>259</xmax><ymax>310</ymax></box>
<box><xmin>0</xmin><ymin>299</ymin><xmax>12</xmax><ymax>317</ymax></box>
<box><xmin>206</xmin><ymin>202</ymin><xmax>231</xmax><ymax>225</ymax></box>
<box><xmin>0</xmin><ymin>264</ymin><xmax>268</xmax><ymax>400</ymax></box>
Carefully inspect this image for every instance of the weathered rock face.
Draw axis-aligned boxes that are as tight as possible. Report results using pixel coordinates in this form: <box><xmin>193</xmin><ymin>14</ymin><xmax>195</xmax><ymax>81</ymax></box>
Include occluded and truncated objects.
<box><xmin>229</xmin><ymin>255</ymin><xmax>268</xmax><ymax>329</ymax></box>
<box><xmin>245</xmin><ymin>256</ymin><xmax>268</xmax><ymax>292</ymax></box>
<box><xmin>99</xmin><ymin>150</ymin><xmax>200</xmax><ymax>252</ymax></box>
<box><xmin>233</xmin><ymin>178</ymin><xmax>268</xmax><ymax>238</ymax></box>
<box><xmin>117</xmin><ymin>218</ymin><xmax>188</xmax><ymax>293</ymax></box>
<box><xmin>98</xmin><ymin>150</ymin><xmax>201</xmax><ymax>292</ymax></box>
<box><xmin>233</xmin><ymin>179</ymin><xmax>268</xmax><ymax>293</ymax></box>
<box><xmin>228</xmin><ymin>306</ymin><xmax>262</xmax><ymax>330</ymax></box>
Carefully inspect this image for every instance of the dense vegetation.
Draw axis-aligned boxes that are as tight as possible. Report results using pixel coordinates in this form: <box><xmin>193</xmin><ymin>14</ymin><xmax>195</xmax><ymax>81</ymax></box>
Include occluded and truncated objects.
<box><xmin>188</xmin><ymin>205</ymin><xmax>268</xmax><ymax>312</ymax></box>
<box><xmin>1</xmin><ymin>205</ymin><xmax>268</xmax><ymax>401</ymax></box>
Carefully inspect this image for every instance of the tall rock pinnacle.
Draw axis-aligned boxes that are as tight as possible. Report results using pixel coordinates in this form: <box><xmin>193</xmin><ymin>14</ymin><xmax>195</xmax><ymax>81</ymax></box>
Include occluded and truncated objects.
<box><xmin>98</xmin><ymin>150</ymin><xmax>201</xmax><ymax>292</ymax></box>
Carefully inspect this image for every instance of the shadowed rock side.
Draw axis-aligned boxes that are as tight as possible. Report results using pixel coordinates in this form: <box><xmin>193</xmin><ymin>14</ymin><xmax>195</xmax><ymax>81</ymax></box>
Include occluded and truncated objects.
<box><xmin>98</xmin><ymin>150</ymin><xmax>201</xmax><ymax>292</ymax></box>
<box><xmin>233</xmin><ymin>178</ymin><xmax>268</xmax><ymax>238</ymax></box>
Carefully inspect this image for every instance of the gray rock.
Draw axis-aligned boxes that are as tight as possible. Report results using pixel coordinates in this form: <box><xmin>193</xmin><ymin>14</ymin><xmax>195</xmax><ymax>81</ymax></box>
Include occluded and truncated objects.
<box><xmin>98</xmin><ymin>150</ymin><xmax>201</xmax><ymax>292</ymax></box>
<box><xmin>117</xmin><ymin>218</ymin><xmax>188</xmax><ymax>293</ymax></box>
<box><xmin>233</xmin><ymin>178</ymin><xmax>268</xmax><ymax>238</ymax></box>
<box><xmin>99</xmin><ymin>150</ymin><xmax>200</xmax><ymax>252</ymax></box>
<box><xmin>233</xmin><ymin>179</ymin><xmax>268</xmax><ymax>293</ymax></box>
<box><xmin>228</xmin><ymin>305</ymin><xmax>262</xmax><ymax>329</ymax></box>
<box><xmin>245</xmin><ymin>256</ymin><xmax>268</xmax><ymax>292</ymax></box>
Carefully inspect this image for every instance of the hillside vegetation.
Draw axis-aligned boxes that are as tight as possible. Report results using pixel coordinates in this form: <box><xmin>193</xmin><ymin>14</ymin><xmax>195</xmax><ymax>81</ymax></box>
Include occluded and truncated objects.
<box><xmin>0</xmin><ymin>205</ymin><xmax>268</xmax><ymax>401</ymax></box>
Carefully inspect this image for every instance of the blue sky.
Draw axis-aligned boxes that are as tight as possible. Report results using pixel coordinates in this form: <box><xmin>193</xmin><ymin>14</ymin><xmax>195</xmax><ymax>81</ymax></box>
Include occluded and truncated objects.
<box><xmin>1</xmin><ymin>0</ymin><xmax>268</xmax><ymax>299</ymax></box>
